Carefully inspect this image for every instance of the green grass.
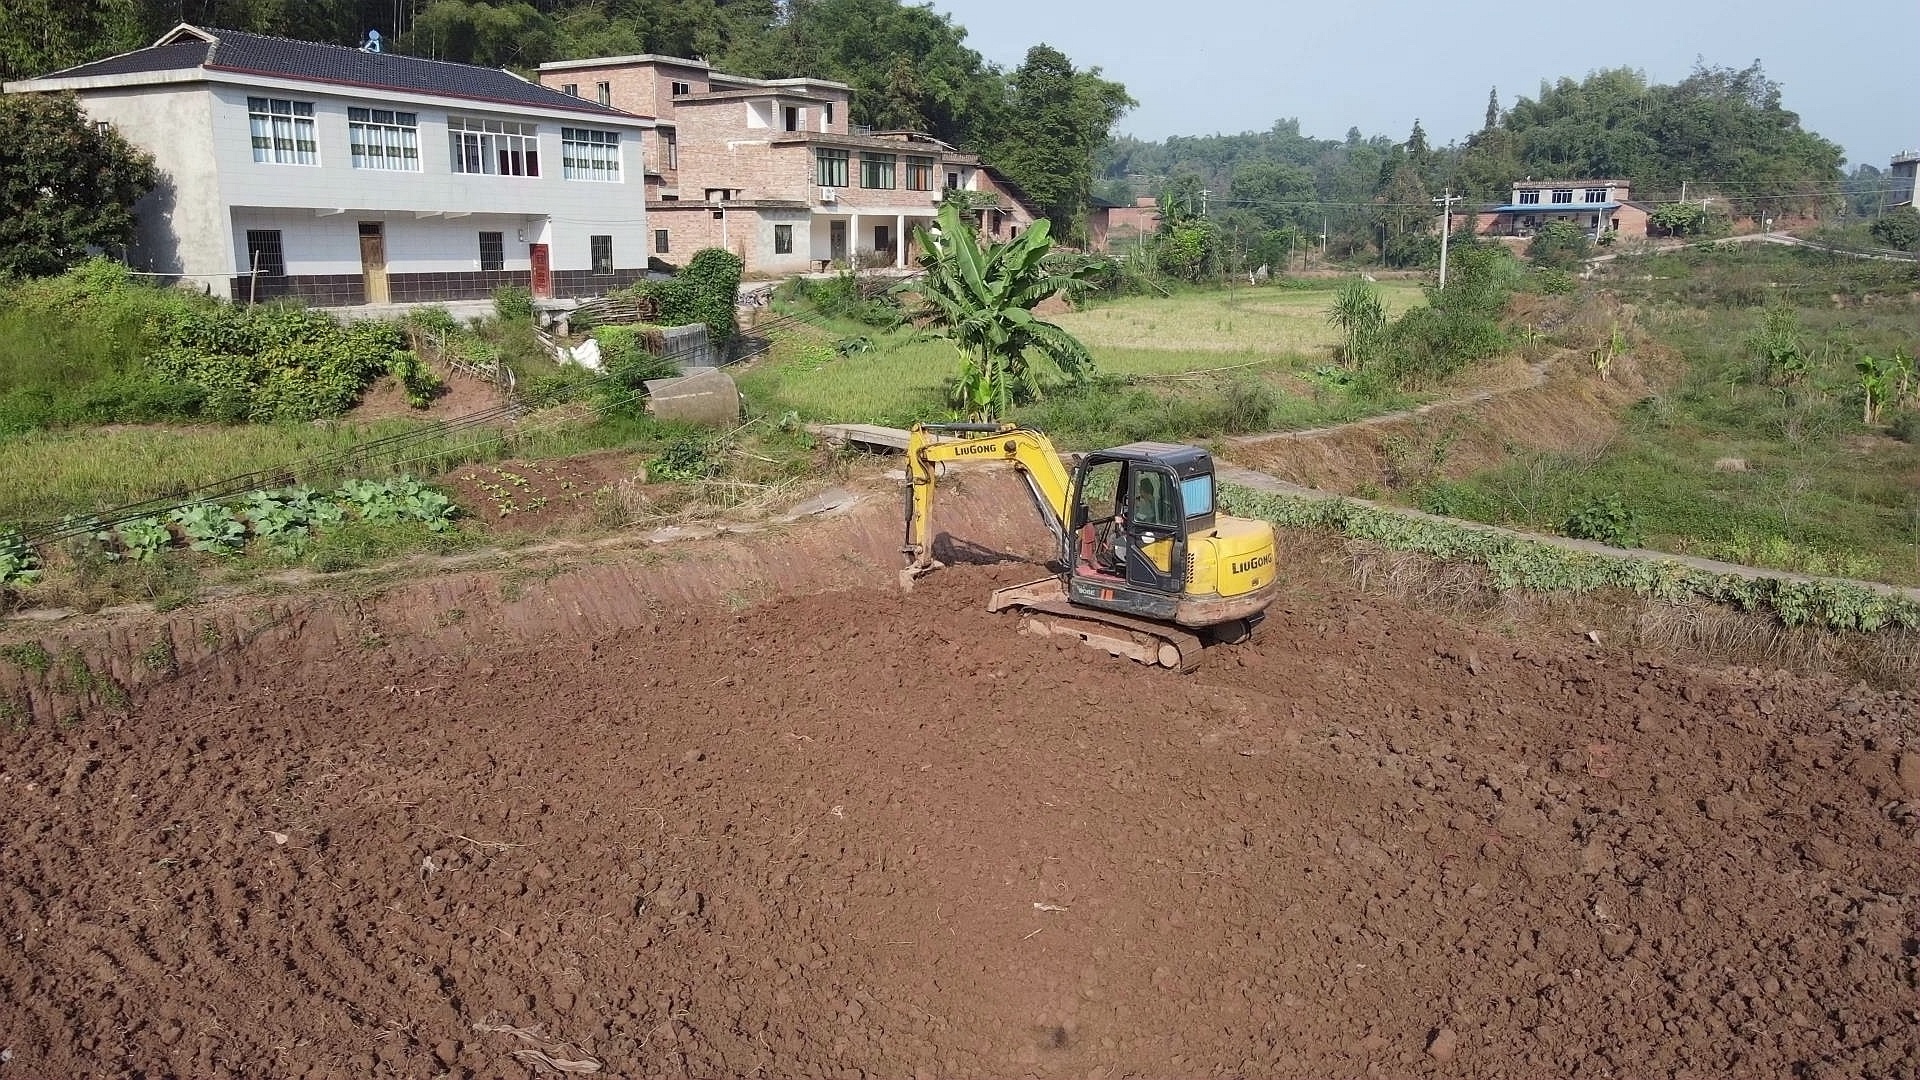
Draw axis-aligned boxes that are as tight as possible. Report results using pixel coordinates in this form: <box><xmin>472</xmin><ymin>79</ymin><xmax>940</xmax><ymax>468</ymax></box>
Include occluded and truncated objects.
<box><xmin>738</xmin><ymin>284</ymin><xmax>1426</xmax><ymax>446</ymax></box>
<box><xmin>0</xmin><ymin>411</ymin><xmax>673</xmax><ymax>529</ymax></box>
<box><xmin>1051</xmin><ymin>281</ymin><xmax>1424</xmax><ymax>358</ymax></box>
<box><xmin>1423</xmin><ymin>247</ymin><xmax>1920</xmax><ymax>585</ymax></box>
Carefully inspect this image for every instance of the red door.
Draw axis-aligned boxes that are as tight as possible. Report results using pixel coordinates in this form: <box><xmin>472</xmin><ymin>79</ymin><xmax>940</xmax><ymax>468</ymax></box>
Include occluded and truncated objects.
<box><xmin>529</xmin><ymin>243</ymin><xmax>552</xmax><ymax>299</ymax></box>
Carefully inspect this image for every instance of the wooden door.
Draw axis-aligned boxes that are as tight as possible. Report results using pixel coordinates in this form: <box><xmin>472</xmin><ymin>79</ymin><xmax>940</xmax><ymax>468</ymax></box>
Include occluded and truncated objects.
<box><xmin>357</xmin><ymin>222</ymin><xmax>388</xmax><ymax>304</ymax></box>
<box><xmin>529</xmin><ymin>243</ymin><xmax>552</xmax><ymax>298</ymax></box>
<box><xmin>828</xmin><ymin>221</ymin><xmax>847</xmax><ymax>263</ymax></box>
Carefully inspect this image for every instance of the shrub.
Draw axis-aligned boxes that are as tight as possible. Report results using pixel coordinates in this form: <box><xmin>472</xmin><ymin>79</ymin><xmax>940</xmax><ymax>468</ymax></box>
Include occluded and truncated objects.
<box><xmin>1563</xmin><ymin>493</ymin><xmax>1644</xmax><ymax>548</ymax></box>
<box><xmin>493</xmin><ymin>284</ymin><xmax>534</xmax><ymax>321</ymax></box>
<box><xmin>1868</xmin><ymin>206</ymin><xmax>1920</xmax><ymax>251</ymax></box>
<box><xmin>621</xmin><ymin>247</ymin><xmax>743</xmax><ymax>350</ymax></box>
<box><xmin>1888</xmin><ymin>409</ymin><xmax>1920</xmax><ymax>444</ymax></box>
<box><xmin>595</xmin><ymin>325</ymin><xmax>678</xmax><ymax>417</ymax></box>
<box><xmin>1528</xmin><ymin>221</ymin><xmax>1591</xmax><ymax>270</ymax></box>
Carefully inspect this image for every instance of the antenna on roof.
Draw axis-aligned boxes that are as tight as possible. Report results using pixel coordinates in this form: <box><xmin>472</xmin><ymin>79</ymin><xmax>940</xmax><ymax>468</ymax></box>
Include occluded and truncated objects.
<box><xmin>361</xmin><ymin>29</ymin><xmax>382</xmax><ymax>53</ymax></box>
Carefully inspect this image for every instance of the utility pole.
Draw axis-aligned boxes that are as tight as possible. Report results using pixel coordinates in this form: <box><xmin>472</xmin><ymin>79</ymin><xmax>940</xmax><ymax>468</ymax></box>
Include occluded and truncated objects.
<box><xmin>1200</xmin><ymin>188</ymin><xmax>1211</xmax><ymax>217</ymax></box>
<box><xmin>1680</xmin><ymin>180</ymin><xmax>1687</xmax><ymax>204</ymax></box>
<box><xmin>1321</xmin><ymin>218</ymin><xmax>1328</xmax><ymax>263</ymax></box>
<box><xmin>1433</xmin><ymin>188</ymin><xmax>1461</xmax><ymax>289</ymax></box>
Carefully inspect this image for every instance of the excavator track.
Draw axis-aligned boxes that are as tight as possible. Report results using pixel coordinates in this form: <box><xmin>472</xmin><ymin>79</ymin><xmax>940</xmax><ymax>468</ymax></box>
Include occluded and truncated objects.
<box><xmin>987</xmin><ymin>577</ymin><xmax>1205</xmax><ymax>672</ymax></box>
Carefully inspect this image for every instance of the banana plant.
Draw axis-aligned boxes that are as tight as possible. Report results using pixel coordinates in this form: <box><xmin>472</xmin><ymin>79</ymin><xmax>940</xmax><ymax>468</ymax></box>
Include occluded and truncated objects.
<box><xmin>899</xmin><ymin>203</ymin><xmax>1097</xmax><ymax>421</ymax></box>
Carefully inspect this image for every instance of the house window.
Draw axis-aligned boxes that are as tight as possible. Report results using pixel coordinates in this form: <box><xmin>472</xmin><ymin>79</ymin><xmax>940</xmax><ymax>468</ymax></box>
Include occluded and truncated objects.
<box><xmin>774</xmin><ymin>224</ymin><xmax>793</xmax><ymax>254</ymax></box>
<box><xmin>1584</xmin><ymin>187</ymin><xmax>1607</xmax><ymax>203</ymax></box>
<box><xmin>1517</xmin><ymin>190</ymin><xmax>1540</xmax><ymax>205</ymax></box>
<box><xmin>670</xmin><ymin>81</ymin><xmax>690</xmax><ymax>97</ymax></box>
<box><xmin>591</xmin><ymin>235</ymin><xmax>613</xmax><ymax>274</ymax></box>
<box><xmin>596</xmin><ymin>82</ymin><xmax>611</xmax><ymax>106</ymax></box>
<box><xmin>783</xmin><ymin>106</ymin><xmax>799</xmax><ymax>132</ymax></box>
<box><xmin>824</xmin><ymin>103</ymin><xmax>834</xmax><ymax>127</ymax></box>
<box><xmin>662</xmin><ymin>128</ymin><xmax>677</xmax><ymax>169</ymax></box>
<box><xmin>654</xmin><ymin>229</ymin><xmax>670</xmax><ymax>254</ymax></box>
<box><xmin>1551</xmin><ymin>189</ymin><xmax>1574</xmax><ymax>204</ymax></box>
<box><xmin>347</xmin><ymin>107</ymin><xmax>419</xmax><ymax>171</ymax></box>
<box><xmin>244</xmin><ymin>229</ymin><xmax>285</xmax><ymax>275</ymax></box>
<box><xmin>817</xmin><ymin>148</ymin><xmax>848</xmax><ymax>187</ymax></box>
<box><xmin>561</xmin><ymin>127</ymin><xmax>621</xmax><ymax>181</ymax></box>
<box><xmin>247</xmin><ymin>97</ymin><xmax>317</xmax><ymax>165</ymax></box>
<box><xmin>448</xmin><ymin>117</ymin><xmax>540</xmax><ymax>176</ymax></box>
<box><xmin>479</xmin><ymin>231</ymin><xmax>504</xmax><ymax>271</ymax></box>
<box><xmin>905</xmin><ymin>157</ymin><xmax>935</xmax><ymax>191</ymax></box>
<box><xmin>561</xmin><ymin>83</ymin><xmax>578</xmax><ymax>97</ymax></box>
<box><xmin>946</xmin><ymin>171</ymin><xmax>960</xmax><ymax>190</ymax></box>
<box><xmin>860</xmin><ymin>152</ymin><xmax>896</xmax><ymax>189</ymax></box>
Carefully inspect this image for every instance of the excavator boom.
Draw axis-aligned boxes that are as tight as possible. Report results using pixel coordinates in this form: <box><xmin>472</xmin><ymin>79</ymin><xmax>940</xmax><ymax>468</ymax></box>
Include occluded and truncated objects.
<box><xmin>901</xmin><ymin>423</ymin><xmax>1074</xmax><ymax>579</ymax></box>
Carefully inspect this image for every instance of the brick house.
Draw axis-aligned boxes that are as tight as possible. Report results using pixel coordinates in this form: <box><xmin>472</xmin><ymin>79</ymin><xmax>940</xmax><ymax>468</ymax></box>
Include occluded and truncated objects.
<box><xmin>3</xmin><ymin>24</ymin><xmax>654</xmax><ymax>304</ymax></box>
<box><xmin>1451</xmin><ymin>180</ymin><xmax>1653</xmax><ymax>242</ymax></box>
<box><xmin>536</xmin><ymin>54</ymin><xmax>1039</xmax><ymax>275</ymax></box>
<box><xmin>1087</xmin><ymin>197</ymin><xmax>1162</xmax><ymax>252</ymax></box>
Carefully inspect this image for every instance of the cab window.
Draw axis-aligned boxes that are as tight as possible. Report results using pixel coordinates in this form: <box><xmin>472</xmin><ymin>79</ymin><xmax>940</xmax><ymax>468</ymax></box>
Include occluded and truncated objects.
<box><xmin>1131</xmin><ymin>469</ymin><xmax>1179</xmax><ymax>528</ymax></box>
<box><xmin>1181</xmin><ymin>474</ymin><xmax>1214</xmax><ymax>518</ymax></box>
<box><xmin>1078</xmin><ymin>460</ymin><xmax>1120</xmax><ymax>521</ymax></box>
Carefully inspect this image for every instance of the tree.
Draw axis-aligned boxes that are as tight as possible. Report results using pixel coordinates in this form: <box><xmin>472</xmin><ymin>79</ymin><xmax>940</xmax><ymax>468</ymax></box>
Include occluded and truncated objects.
<box><xmin>1484</xmin><ymin>87</ymin><xmax>1500</xmax><ymax>132</ymax></box>
<box><xmin>990</xmin><ymin>43</ymin><xmax>1133</xmax><ymax>242</ymax></box>
<box><xmin>901</xmin><ymin>203</ymin><xmax>1095</xmax><ymax>420</ymax></box>
<box><xmin>1869</xmin><ymin>206</ymin><xmax>1920</xmax><ymax>251</ymax></box>
<box><xmin>0</xmin><ymin>92</ymin><xmax>157</xmax><ymax>277</ymax></box>
<box><xmin>1647</xmin><ymin>201</ymin><xmax>1724</xmax><ymax>238</ymax></box>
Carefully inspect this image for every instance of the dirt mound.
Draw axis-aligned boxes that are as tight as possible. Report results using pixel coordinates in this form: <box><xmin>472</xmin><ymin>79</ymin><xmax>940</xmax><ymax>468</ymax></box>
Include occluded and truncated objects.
<box><xmin>1</xmin><ymin>477</ymin><xmax>1916</xmax><ymax>1079</ymax></box>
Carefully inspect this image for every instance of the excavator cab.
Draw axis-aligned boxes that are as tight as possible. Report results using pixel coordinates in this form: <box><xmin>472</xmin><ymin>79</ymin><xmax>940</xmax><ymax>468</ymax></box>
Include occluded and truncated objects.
<box><xmin>1064</xmin><ymin>444</ymin><xmax>1229</xmax><ymax>622</ymax></box>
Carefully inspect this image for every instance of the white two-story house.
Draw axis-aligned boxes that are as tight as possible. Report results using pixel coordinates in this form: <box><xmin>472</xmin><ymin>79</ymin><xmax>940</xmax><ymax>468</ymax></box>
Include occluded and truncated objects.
<box><xmin>3</xmin><ymin>25</ymin><xmax>654</xmax><ymax>304</ymax></box>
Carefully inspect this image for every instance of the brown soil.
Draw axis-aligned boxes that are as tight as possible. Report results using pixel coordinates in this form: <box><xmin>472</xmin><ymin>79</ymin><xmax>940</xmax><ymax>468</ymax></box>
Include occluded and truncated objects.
<box><xmin>441</xmin><ymin>451</ymin><xmax>655</xmax><ymax>536</ymax></box>
<box><xmin>347</xmin><ymin>368</ymin><xmax>506</xmax><ymax>424</ymax></box>
<box><xmin>1</xmin><ymin>474</ymin><xmax>1916</xmax><ymax>1080</ymax></box>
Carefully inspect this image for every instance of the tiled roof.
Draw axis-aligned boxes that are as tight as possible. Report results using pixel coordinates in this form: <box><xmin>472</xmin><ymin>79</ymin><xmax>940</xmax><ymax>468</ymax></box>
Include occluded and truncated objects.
<box><xmin>30</xmin><ymin>25</ymin><xmax>633</xmax><ymax>118</ymax></box>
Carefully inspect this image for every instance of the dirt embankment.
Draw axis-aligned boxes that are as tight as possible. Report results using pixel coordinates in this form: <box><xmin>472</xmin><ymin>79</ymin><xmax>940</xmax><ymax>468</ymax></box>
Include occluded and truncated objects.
<box><xmin>1231</xmin><ymin>295</ymin><xmax>1658</xmax><ymax>494</ymax></box>
<box><xmin>1</xmin><ymin>474</ymin><xmax>1914</xmax><ymax>1080</ymax></box>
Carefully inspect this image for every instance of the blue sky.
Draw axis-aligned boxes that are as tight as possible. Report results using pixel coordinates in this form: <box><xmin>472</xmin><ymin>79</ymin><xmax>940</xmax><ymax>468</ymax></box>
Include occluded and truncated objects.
<box><xmin>931</xmin><ymin>0</ymin><xmax>1919</xmax><ymax>172</ymax></box>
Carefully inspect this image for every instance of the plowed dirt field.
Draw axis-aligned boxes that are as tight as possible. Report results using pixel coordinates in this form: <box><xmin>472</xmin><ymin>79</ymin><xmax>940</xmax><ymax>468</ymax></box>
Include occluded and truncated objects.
<box><xmin>2</xmin><ymin>475</ymin><xmax>1915</xmax><ymax>1080</ymax></box>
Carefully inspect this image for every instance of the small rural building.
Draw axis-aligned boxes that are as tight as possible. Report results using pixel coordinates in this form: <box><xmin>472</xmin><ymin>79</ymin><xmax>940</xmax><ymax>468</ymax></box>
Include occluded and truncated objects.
<box><xmin>1891</xmin><ymin>151</ymin><xmax>1918</xmax><ymax>208</ymax></box>
<box><xmin>1087</xmin><ymin>197</ymin><xmax>1162</xmax><ymax>253</ymax></box>
<box><xmin>3</xmin><ymin>24</ymin><xmax>655</xmax><ymax>303</ymax></box>
<box><xmin>1451</xmin><ymin>180</ymin><xmax>1652</xmax><ymax>242</ymax></box>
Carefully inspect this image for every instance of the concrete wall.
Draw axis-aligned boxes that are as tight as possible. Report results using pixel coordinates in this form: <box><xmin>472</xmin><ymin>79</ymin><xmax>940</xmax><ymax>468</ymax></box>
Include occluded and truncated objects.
<box><xmin>74</xmin><ymin>85</ymin><xmax>226</xmax><ymax>286</ymax></box>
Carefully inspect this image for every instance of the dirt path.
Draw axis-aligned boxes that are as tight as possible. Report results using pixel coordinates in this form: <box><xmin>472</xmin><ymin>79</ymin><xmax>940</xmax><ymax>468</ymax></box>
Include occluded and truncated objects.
<box><xmin>1</xmin><ymin>475</ymin><xmax>1915</xmax><ymax>1080</ymax></box>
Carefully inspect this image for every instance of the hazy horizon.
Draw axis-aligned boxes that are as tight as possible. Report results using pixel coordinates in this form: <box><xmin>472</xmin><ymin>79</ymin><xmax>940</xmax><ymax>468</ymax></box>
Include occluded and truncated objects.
<box><xmin>933</xmin><ymin>0</ymin><xmax>1917</xmax><ymax>173</ymax></box>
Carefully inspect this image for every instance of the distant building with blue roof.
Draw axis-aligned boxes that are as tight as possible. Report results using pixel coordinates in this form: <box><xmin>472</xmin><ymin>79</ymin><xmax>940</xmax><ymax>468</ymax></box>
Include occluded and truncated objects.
<box><xmin>1450</xmin><ymin>179</ymin><xmax>1654</xmax><ymax>241</ymax></box>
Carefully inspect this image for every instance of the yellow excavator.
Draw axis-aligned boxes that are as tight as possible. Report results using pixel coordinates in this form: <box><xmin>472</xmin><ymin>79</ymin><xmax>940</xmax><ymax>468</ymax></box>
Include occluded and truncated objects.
<box><xmin>901</xmin><ymin>422</ymin><xmax>1279</xmax><ymax>671</ymax></box>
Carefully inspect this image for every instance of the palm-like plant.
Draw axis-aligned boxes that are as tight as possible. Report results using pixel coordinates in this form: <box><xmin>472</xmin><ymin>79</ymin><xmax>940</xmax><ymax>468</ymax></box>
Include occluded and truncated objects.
<box><xmin>900</xmin><ymin>204</ymin><xmax>1096</xmax><ymax>420</ymax></box>
<box><xmin>1325</xmin><ymin>278</ymin><xmax>1387</xmax><ymax>370</ymax></box>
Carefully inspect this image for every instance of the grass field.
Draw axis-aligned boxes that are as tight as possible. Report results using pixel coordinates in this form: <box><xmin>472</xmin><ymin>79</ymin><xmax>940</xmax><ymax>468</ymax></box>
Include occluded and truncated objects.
<box><xmin>737</xmin><ymin>282</ymin><xmax>1426</xmax><ymax>444</ymax></box>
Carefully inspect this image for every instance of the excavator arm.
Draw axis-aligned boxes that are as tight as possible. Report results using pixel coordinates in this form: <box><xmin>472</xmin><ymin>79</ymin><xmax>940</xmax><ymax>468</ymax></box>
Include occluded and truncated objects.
<box><xmin>901</xmin><ymin>423</ymin><xmax>1075</xmax><ymax>580</ymax></box>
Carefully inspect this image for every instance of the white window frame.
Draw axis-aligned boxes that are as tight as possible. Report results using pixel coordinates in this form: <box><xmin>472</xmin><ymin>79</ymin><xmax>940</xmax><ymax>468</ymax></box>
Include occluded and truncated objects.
<box><xmin>348</xmin><ymin>106</ymin><xmax>419</xmax><ymax>171</ymax></box>
<box><xmin>1517</xmin><ymin>190</ymin><xmax>1540</xmax><ymax>205</ymax></box>
<box><xmin>448</xmin><ymin>117</ymin><xmax>540</xmax><ymax>177</ymax></box>
<box><xmin>1584</xmin><ymin>187</ymin><xmax>1608</xmax><ymax>203</ymax></box>
<box><xmin>1551</xmin><ymin>189</ymin><xmax>1574</xmax><ymax>204</ymax></box>
<box><xmin>248</xmin><ymin>97</ymin><xmax>317</xmax><ymax>165</ymax></box>
<box><xmin>561</xmin><ymin>127</ymin><xmax>622</xmax><ymax>182</ymax></box>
